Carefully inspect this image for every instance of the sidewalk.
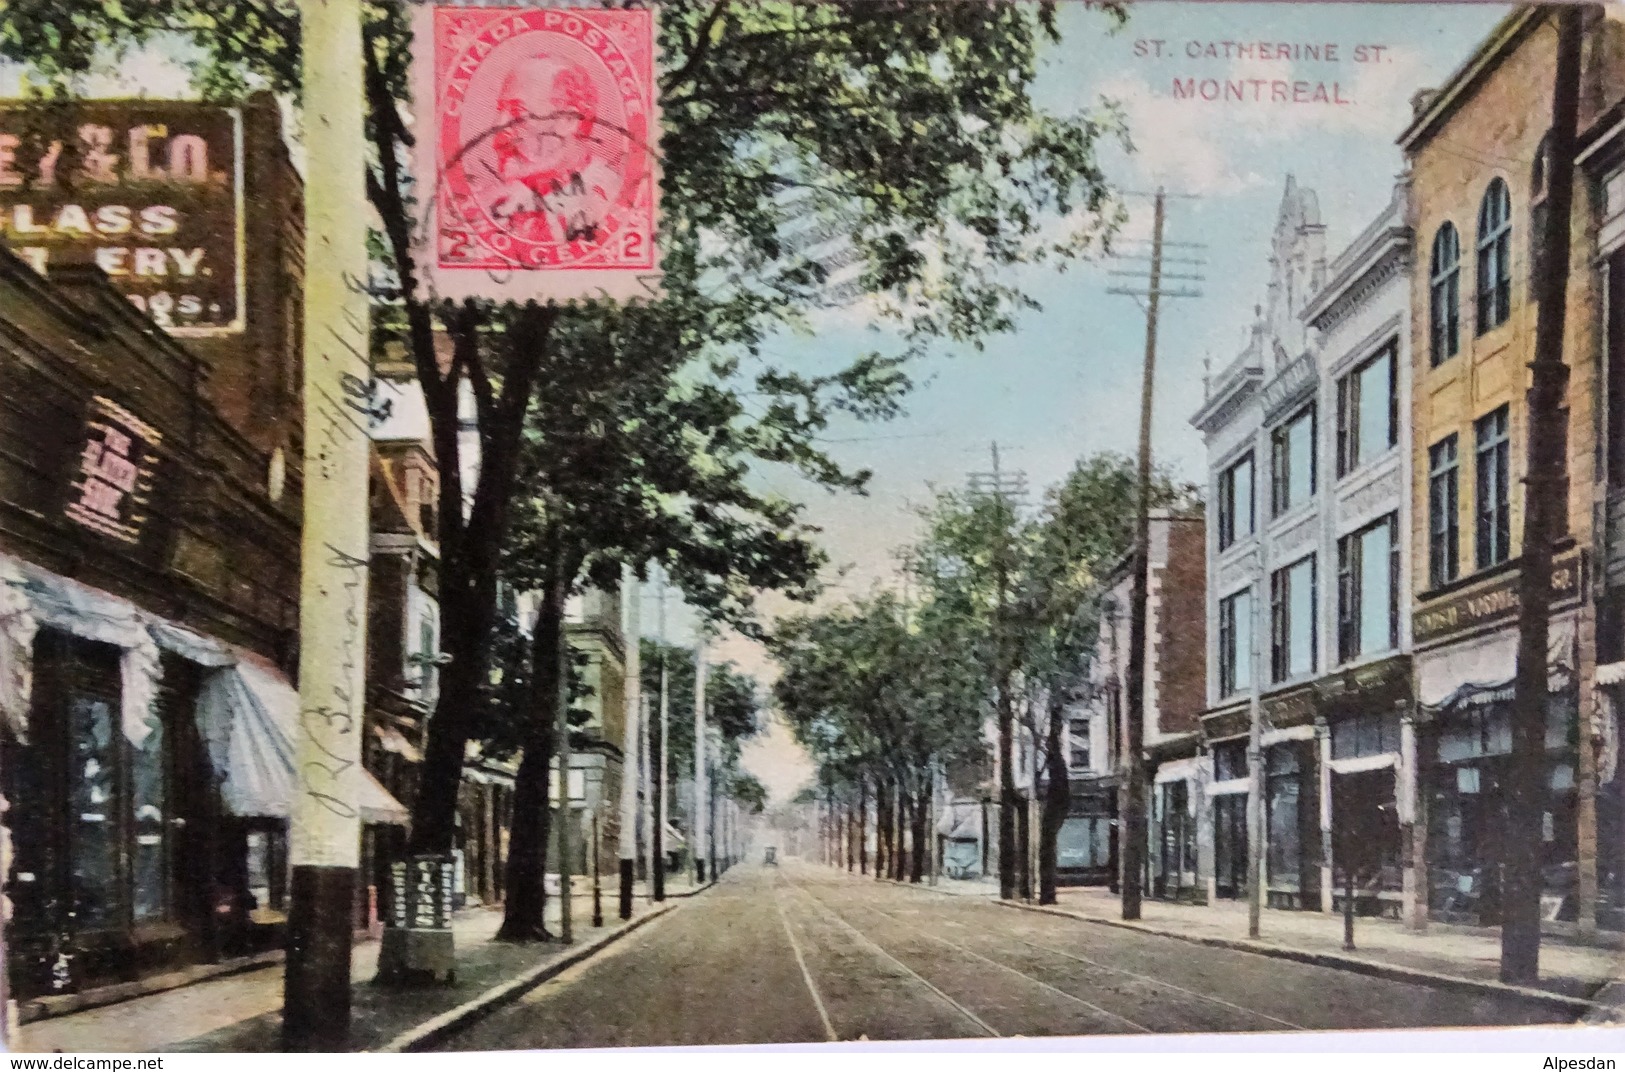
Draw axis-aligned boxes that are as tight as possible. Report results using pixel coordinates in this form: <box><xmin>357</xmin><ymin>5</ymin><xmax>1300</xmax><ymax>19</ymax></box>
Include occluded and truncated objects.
<box><xmin>1030</xmin><ymin>887</ymin><xmax>1623</xmax><ymax>1011</ymax></box>
<box><xmin>15</xmin><ymin>885</ymin><xmax>679</xmax><ymax>1053</ymax></box>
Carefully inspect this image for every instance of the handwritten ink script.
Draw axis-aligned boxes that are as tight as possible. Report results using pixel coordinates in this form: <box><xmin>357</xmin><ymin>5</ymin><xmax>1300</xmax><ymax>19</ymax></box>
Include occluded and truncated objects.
<box><xmin>65</xmin><ymin>396</ymin><xmax>161</xmax><ymax>544</ymax></box>
<box><xmin>1132</xmin><ymin>39</ymin><xmax>1393</xmax><ymax>106</ymax></box>
<box><xmin>410</xmin><ymin>4</ymin><xmax>663</xmax><ymax>304</ymax></box>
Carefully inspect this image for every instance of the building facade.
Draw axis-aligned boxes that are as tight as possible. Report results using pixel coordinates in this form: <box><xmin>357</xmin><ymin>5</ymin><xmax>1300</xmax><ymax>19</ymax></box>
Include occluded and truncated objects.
<box><xmin>1403</xmin><ymin>5</ymin><xmax>1625</xmax><ymax>934</ymax></box>
<box><xmin>1191</xmin><ymin>175</ymin><xmax>1417</xmax><ymax>919</ymax></box>
<box><xmin>1062</xmin><ymin>511</ymin><xmax>1206</xmax><ymax>893</ymax></box>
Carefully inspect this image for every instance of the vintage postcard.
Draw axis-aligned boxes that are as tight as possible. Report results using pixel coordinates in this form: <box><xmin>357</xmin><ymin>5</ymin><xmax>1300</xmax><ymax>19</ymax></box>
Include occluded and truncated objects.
<box><xmin>0</xmin><ymin>0</ymin><xmax>1620</xmax><ymax>1058</ymax></box>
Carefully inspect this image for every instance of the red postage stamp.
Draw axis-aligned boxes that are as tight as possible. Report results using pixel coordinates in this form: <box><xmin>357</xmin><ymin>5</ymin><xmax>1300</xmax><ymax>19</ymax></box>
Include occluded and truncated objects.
<box><xmin>411</xmin><ymin>5</ymin><xmax>661</xmax><ymax>303</ymax></box>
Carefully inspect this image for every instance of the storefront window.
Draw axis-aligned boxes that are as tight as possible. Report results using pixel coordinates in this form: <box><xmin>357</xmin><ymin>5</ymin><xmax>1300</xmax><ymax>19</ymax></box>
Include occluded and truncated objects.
<box><xmin>1266</xmin><ymin>747</ymin><xmax>1302</xmax><ymax>891</ymax></box>
<box><xmin>130</xmin><ymin>715</ymin><xmax>169</xmax><ymax>923</ymax></box>
<box><xmin>1331</xmin><ymin>710</ymin><xmax>1402</xmax><ymax>760</ymax></box>
<box><xmin>69</xmin><ymin>694</ymin><xmax>121</xmax><ymax>931</ymax></box>
<box><xmin>1057</xmin><ymin>816</ymin><xmax>1111</xmax><ymax>871</ymax></box>
<box><xmin>1213</xmin><ymin>740</ymin><xmax>1248</xmax><ymax>781</ymax></box>
<box><xmin>1428</xmin><ymin>693</ymin><xmax>1581</xmax><ymax>923</ymax></box>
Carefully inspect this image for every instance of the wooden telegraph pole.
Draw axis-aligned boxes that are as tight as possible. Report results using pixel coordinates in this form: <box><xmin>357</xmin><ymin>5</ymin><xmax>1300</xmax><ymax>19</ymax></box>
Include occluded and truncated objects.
<box><xmin>283</xmin><ymin>0</ymin><xmax>373</xmax><ymax>1050</ymax></box>
<box><xmin>1504</xmin><ymin>6</ymin><xmax>1582</xmax><ymax>986</ymax></box>
<box><xmin>557</xmin><ymin>616</ymin><xmax>574</xmax><ymax>944</ymax></box>
<box><xmin>1107</xmin><ymin>188</ymin><xmax>1202</xmax><ymax>921</ymax></box>
<box><xmin>618</xmin><ymin>565</ymin><xmax>641</xmax><ymax>919</ymax></box>
<box><xmin>694</xmin><ymin>630</ymin><xmax>708</xmax><ymax>884</ymax></box>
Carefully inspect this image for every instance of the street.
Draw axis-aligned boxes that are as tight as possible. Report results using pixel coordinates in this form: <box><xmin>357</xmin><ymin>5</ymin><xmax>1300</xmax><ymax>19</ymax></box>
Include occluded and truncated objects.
<box><xmin>435</xmin><ymin>860</ymin><xmax>1569</xmax><ymax>1049</ymax></box>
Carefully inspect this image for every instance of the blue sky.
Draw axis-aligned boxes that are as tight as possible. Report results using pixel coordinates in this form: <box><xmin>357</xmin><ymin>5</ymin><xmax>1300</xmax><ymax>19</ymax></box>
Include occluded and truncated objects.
<box><xmin>0</xmin><ymin>3</ymin><xmax>1516</xmax><ymax>799</ymax></box>
<box><xmin>734</xmin><ymin>2</ymin><xmax>1511</xmax><ymax>797</ymax></box>
<box><xmin>746</xmin><ymin>2</ymin><xmax>1511</xmax><ymax>603</ymax></box>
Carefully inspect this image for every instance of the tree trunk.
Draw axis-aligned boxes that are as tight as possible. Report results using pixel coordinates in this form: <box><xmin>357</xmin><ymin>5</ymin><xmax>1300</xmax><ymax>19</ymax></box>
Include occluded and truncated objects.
<box><xmin>406</xmin><ymin>306</ymin><xmax>555</xmax><ymax>856</ymax></box>
<box><xmin>876</xmin><ymin>777</ymin><xmax>892</xmax><ymax>880</ymax></box>
<box><xmin>497</xmin><ymin>571</ymin><xmax>569</xmax><ymax>942</ymax></box>
<box><xmin>894</xmin><ymin>784</ymin><xmax>908</xmax><ymax>881</ymax></box>
<box><xmin>847</xmin><ymin>799</ymin><xmax>857</xmax><ymax>872</ymax></box>
<box><xmin>1017</xmin><ymin>792</ymin><xmax>1032</xmax><ymax>901</ymax></box>
<box><xmin>858</xmin><ymin>778</ymin><xmax>869</xmax><ymax>876</ymax></box>
<box><xmin>910</xmin><ymin>787</ymin><xmax>928</xmax><ymax>884</ymax></box>
<box><xmin>998</xmin><ymin>682</ymin><xmax>1017</xmax><ymax>900</ymax></box>
<box><xmin>1504</xmin><ymin>6</ymin><xmax>1583</xmax><ymax>986</ymax></box>
<box><xmin>1040</xmin><ymin>692</ymin><xmax>1071</xmax><ymax>905</ymax></box>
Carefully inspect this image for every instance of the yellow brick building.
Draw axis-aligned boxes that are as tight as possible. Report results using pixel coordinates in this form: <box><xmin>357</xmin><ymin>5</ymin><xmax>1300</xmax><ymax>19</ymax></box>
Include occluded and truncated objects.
<box><xmin>1402</xmin><ymin>6</ymin><xmax>1625</xmax><ymax>934</ymax></box>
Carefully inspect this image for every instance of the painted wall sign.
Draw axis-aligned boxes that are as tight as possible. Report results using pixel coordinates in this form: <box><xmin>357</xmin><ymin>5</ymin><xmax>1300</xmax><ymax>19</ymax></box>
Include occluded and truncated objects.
<box><xmin>1413</xmin><ymin>548</ymin><xmax>1585</xmax><ymax>647</ymax></box>
<box><xmin>0</xmin><ymin>102</ymin><xmax>246</xmax><ymax>334</ymax></box>
<box><xmin>410</xmin><ymin>5</ymin><xmax>662</xmax><ymax>304</ymax></box>
<box><xmin>65</xmin><ymin>396</ymin><xmax>162</xmax><ymax>545</ymax></box>
<box><xmin>1260</xmin><ymin>653</ymin><xmax>1412</xmax><ymax>728</ymax></box>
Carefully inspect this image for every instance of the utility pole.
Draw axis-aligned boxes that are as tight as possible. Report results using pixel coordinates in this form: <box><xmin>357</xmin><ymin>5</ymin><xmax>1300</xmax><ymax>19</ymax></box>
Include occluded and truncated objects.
<box><xmin>655</xmin><ymin>573</ymin><xmax>669</xmax><ymax>901</ymax></box>
<box><xmin>694</xmin><ymin>630</ymin><xmax>709</xmax><ymax>885</ymax></box>
<box><xmin>591</xmin><ymin>810</ymin><xmax>604</xmax><ymax>928</ymax></box>
<box><xmin>1505</xmin><ymin>6</ymin><xmax>1583</xmax><ymax>986</ymax></box>
<box><xmin>284</xmin><ymin>0</ymin><xmax>371</xmax><ymax>1050</ymax></box>
<box><xmin>557</xmin><ymin>616</ymin><xmax>574</xmax><ymax>945</ymax></box>
<box><xmin>640</xmin><ymin>693</ymin><xmax>654</xmax><ymax>894</ymax></box>
<box><xmin>1247</xmin><ymin>552</ymin><xmax>1265</xmax><ymax>939</ymax></box>
<box><xmin>618</xmin><ymin>565</ymin><xmax>641</xmax><ymax>920</ymax></box>
<box><xmin>969</xmin><ymin>445</ymin><xmax>1027</xmax><ymax>901</ymax></box>
<box><xmin>1106</xmin><ymin>188</ymin><xmax>1203</xmax><ymax>922</ymax></box>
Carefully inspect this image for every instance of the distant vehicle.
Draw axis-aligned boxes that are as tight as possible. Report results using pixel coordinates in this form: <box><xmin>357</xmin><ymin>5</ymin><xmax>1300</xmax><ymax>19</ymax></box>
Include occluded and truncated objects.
<box><xmin>764</xmin><ymin>846</ymin><xmax>778</xmax><ymax>866</ymax></box>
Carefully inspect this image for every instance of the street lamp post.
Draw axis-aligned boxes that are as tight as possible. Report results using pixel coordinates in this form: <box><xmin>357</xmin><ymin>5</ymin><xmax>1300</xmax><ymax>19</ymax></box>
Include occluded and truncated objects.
<box><xmin>1246</xmin><ymin>554</ymin><xmax>1265</xmax><ymax>940</ymax></box>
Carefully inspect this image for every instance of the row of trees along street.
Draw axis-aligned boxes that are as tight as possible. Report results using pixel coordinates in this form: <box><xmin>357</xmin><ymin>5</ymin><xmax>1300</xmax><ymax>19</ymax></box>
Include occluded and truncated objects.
<box><xmin>773</xmin><ymin>453</ymin><xmax>1196</xmax><ymax>902</ymax></box>
<box><xmin>0</xmin><ymin>0</ymin><xmax>1130</xmax><ymax>979</ymax></box>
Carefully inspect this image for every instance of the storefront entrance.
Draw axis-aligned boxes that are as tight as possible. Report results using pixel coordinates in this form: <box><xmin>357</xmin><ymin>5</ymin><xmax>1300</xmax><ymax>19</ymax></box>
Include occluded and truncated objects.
<box><xmin>1154</xmin><ymin>779</ymin><xmax>1199</xmax><ymax>901</ymax></box>
<box><xmin>1213</xmin><ymin>792</ymin><xmax>1248</xmax><ymax>899</ymax></box>
<box><xmin>2</xmin><ymin>632</ymin><xmax>212</xmax><ymax>998</ymax></box>
<box><xmin>1425</xmin><ymin>692</ymin><xmax>1579</xmax><ymax>925</ymax></box>
<box><xmin>1331</xmin><ymin>766</ymin><xmax>1400</xmax><ymax>917</ymax></box>
<box><xmin>1057</xmin><ymin>785</ymin><xmax>1115</xmax><ymax>886</ymax></box>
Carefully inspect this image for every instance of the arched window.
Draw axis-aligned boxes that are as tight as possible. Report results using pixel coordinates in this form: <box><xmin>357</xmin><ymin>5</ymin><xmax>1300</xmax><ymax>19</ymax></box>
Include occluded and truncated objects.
<box><xmin>1477</xmin><ymin>177</ymin><xmax>1512</xmax><ymax>333</ymax></box>
<box><xmin>1429</xmin><ymin>222</ymin><xmax>1461</xmax><ymax>366</ymax></box>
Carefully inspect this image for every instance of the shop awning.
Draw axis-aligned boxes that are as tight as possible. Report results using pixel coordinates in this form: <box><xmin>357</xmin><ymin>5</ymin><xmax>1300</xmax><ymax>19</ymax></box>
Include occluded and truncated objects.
<box><xmin>1417</xmin><ymin>614</ymin><xmax>1575</xmax><ymax>710</ymax></box>
<box><xmin>198</xmin><ymin>655</ymin><xmax>410</xmax><ymax>826</ymax></box>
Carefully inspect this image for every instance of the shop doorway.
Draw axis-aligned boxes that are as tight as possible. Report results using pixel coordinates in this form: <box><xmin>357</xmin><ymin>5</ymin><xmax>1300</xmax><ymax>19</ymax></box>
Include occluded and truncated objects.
<box><xmin>1331</xmin><ymin>766</ymin><xmax>1400</xmax><ymax>917</ymax></box>
<box><xmin>1213</xmin><ymin>793</ymin><xmax>1248</xmax><ymax>899</ymax></box>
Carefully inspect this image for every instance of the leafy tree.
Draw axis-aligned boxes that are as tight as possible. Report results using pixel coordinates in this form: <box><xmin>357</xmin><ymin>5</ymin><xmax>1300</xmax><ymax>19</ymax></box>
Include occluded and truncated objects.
<box><xmin>774</xmin><ymin>589</ymin><xmax>985</xmax><ymax>882</ymax></box>
<box><xmin>1</xmin><ymin>0</ymin><xmax>1129</xmax><ymax>942</ymax></box>
<box><xmin>728</xmin><ymin>771</ymin><xmax>768</xmax><ymax>815</ymax></box>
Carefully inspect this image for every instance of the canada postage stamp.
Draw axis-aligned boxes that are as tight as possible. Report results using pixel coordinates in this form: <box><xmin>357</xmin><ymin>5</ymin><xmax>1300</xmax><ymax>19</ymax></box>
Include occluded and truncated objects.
<box><xmin>410</xmin><ymin>4</ymin><xmax>661</xmax><ymax>304</ymax></box>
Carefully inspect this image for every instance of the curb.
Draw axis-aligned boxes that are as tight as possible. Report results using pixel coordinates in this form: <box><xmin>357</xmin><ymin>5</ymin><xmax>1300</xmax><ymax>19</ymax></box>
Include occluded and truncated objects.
<box><xmin>19</xmin><ymin>949</ymin><xmax>286</xmax><ymax>1026</ymax></box>
<box><xmin>993</xmin><ymin>899</ymin><xmax>1610</xmax><ymax>1018</ymax></box>
<box><xmin>373</xmin><ymin>902</ymin><xmax>679</xmax><ymax>1052</ymax></box>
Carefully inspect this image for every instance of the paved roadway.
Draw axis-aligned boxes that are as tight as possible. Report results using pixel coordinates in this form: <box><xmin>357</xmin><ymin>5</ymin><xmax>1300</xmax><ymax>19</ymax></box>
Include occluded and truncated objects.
<box><xmin>436</xmin><ymin>858</ymin><xmax>1569</xmax><ymax>1049</ymax></box>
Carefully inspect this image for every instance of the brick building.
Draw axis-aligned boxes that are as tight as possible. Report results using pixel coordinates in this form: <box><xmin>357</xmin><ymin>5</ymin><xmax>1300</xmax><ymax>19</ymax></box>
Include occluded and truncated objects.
<box><xmin>1061</xmin><ymin>511</ymin><xmax>1205</xmax><ymax>892</ymax></box>
<box><xmin>1403</xmin><ymin>5</ymin><xmax>1625</xmax><ymax>934</ymax></box>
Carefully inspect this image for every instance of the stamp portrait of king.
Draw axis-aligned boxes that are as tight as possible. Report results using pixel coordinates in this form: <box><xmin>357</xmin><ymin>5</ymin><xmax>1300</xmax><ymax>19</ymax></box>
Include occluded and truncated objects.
<box><xmin>424</xmin><ymin>6</ymin><xmax>658</xmax><ymax>293</ymax></box>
